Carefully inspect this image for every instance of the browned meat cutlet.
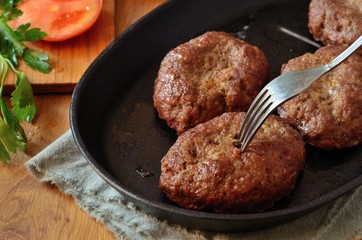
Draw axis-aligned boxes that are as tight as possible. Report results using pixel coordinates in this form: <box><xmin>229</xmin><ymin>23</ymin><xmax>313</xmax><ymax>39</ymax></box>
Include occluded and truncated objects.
<box><xmin>159</xmin><ymin>112</ymin><xmax>305</xmax><ymax>213</ymax></box>
<box><xmin>153</xmin><ymin>31</ymin><xmax>269</xmax><ymax>135</ymax></box>
<box><xmin>278</xmin><ymin>45</ymin><xmax>362</xmax><ymax>150</ymax></box>
<box><xmin>308</xmin><ymin>0</ymin><xmax>362</xmax><ymax>46</ymax></box>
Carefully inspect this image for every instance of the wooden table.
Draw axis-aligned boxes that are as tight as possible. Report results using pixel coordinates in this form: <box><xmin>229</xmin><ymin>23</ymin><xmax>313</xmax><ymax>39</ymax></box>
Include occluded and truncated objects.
<box><xmin>0</xmin><ymin>1</ymin><xmax>164</xmax><ymax>239</ymax></box>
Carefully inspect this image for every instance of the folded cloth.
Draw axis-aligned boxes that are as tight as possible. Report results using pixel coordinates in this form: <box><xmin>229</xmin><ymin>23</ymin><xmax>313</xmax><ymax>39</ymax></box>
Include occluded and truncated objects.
<box><xmin>26</xmin><ymin>129</ymin><xmax>362</xmax><ymax>240</ymax></box>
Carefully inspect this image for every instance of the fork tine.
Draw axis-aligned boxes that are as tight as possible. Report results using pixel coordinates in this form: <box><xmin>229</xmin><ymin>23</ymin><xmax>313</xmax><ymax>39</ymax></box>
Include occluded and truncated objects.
<box><xmin>238</xmin><ymin>89</ymin><xmax>268</xmax><ymax>138</ymax></box>
<box><xmin>238</xmin><ymin>91</ymin><xmax>271</xmax><ymax>146</ymax></box>
<box><xmin>242</xmin><ymin>98</ymin><xmax>273</xmax><ymax>141</ymax></box>
<box><xmin>238</xmin><ymin>88</ymin><xmax>271</xmax><ymax>143</ymax></box>
<box><xmin>237</xmin><ymin>35</ymin><xmax>362</xmax><ymax>152</ymax></box>
<box><xmin>240</xmin><ymin>100</ymin><xmax>277</xmax><ymax>151</ymax></box>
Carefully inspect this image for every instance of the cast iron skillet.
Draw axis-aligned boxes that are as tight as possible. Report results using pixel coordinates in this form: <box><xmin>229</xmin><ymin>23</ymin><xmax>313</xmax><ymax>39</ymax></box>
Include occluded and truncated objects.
<box><xmin>70</xmin><ymin>0</ymin><xmax>362</xmax><ymax>232</ymax></box>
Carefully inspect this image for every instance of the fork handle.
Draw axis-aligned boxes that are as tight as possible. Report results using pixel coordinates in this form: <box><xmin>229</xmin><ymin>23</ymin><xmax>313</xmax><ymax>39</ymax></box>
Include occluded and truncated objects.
<box><xmin>329</xmin><ymin>35</ymin><xmax>362</xmax><ymax>69</ymax></box>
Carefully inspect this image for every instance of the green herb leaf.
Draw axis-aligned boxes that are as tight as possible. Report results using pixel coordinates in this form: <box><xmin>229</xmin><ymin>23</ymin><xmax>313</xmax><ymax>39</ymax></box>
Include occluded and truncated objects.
<box><xmin>0</xmin><ymin>0</ymin><xmax>23</xmax><ymax>21</ymax></box>
<box><xmin>0</xmin><ymin>0</ymin><xmax>49</xmax><ymax>164</ymax></box>
<box><xmin>0</xmin><ymin>141</ymin><xmax>10</xmax><ymax>163</ymax></box>
<box><xmin>15</xmin><ymin>23</ymin><xmax>48</xmax><ymax>42</ymax></box>
<box><xmin>10</xmin><ymin>71</ymin><xmax>36</xmax><ymax>122</ymax></box>
<box><xmin>22</xmin><ymin>48</ymin><xmax>50</xmax><ymax>73</ymax></box>
<box><xmin>0</xmin><ymin>117</ymin><xmax>26</xmax><ymax>163</ymax></box>
<box><xmin>0</xmin><ymin>98</ymin><xmax>26</xmax><ymax>141</ymax></box>
<box><xmin>0</xmin><ymin>20</ymin><xmax>25</xmax><ymax>56</ymax></box>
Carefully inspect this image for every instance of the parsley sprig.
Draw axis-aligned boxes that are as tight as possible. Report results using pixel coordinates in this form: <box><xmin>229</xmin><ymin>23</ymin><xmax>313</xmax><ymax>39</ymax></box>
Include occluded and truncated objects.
<box><xmin>0</xmin><ymin>0</ymin><xmax>50</xmax><ymax>163</ymax></box>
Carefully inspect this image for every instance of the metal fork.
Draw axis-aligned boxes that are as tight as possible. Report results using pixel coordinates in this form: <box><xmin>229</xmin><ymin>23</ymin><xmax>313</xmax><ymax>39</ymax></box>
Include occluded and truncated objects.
<box><xmin>237</xmin><ymin>35</ymin><xmax>362</xmax><ymax>151</ymax></box>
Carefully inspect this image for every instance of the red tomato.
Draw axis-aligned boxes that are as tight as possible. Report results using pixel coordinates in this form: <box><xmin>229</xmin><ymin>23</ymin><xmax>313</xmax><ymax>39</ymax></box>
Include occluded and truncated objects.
<box><xmin>11</xmin><ymin>0</ymin><xmax>103</xmax><ymax>42</ymax></box>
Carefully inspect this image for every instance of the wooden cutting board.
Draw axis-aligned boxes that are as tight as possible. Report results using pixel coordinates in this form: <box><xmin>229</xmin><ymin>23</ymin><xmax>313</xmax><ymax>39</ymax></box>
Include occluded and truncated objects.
<box><xmin>4</xmin><ymin>0</ymin><xmax>115</xmax><ymax>93</ymax></box>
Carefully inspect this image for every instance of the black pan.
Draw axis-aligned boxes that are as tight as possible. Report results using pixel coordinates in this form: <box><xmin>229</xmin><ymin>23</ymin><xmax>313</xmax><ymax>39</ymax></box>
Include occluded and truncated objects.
<box><xmin>70</xmin><ymin>0</ymin><xmax>362</xmax><ymax>232</ymax></box>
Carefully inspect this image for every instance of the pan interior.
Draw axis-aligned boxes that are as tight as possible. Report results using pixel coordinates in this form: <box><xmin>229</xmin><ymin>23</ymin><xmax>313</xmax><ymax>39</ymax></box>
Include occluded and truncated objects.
<box><xmin>71</xmin><ymin>0</ymin><xmax>362</xmax><ymax>232</ymax></box>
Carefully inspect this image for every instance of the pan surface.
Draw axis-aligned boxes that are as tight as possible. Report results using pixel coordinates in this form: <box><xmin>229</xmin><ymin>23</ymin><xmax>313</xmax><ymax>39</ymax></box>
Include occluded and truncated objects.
<box><xmin>70</xmin><ymin>0</ymin><xmax>362</xmax><ymax>232</ymax></box>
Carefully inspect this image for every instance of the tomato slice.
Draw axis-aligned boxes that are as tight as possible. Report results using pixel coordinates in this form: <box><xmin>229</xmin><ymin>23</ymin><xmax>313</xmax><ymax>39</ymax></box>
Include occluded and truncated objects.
<box><xmin>11</xmin><ymin>0</ymin><xmax>103</xmax><ymax>42</ymax></box>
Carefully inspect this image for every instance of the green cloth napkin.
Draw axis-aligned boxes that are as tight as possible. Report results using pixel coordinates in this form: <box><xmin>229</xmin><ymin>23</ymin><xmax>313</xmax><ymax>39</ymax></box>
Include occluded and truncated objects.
<box><xmin>26</xmin><ymin>130</ymin><xmax>362</xmax><ymax>240</ymax></box>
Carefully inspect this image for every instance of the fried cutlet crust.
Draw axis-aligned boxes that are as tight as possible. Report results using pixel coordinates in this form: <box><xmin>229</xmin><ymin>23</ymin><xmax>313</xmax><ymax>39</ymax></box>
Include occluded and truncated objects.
<box><xmin>153</xmin><ymin>31</ymin><xmax>269</xmax><ymax>135</ymax></box>
<box><xmin>159</xmin><ymin>112</ymin><xmax>305</xmax><ymax>213</ymax></box>
<box><xmin>278</xmin><ymin>45</ymin><xmax>362</xmax><ymax>149</ymax></box>
<box><xmin>308</xmin><ymin>0</ymin><xmax>362</xmax><ymax>45</ymax></box>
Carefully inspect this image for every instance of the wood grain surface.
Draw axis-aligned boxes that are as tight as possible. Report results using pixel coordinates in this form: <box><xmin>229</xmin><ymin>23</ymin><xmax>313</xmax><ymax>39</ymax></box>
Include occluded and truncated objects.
<box><xmin>0</xmin><ymin>0</ymin><xmax>165</xmax><ymax>239</ymax></box>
